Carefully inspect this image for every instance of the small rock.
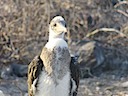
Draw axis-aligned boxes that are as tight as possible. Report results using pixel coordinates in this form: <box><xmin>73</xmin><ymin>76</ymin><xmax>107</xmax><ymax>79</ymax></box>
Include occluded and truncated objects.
<box><xmin>96</xmin><ymin>86</ymin><xmax>100</xmax><ymax>91</ymax></box>
<box><xmin>0</xmin><ymin>63</ymin><xmax>28</xmax><ymax>79</ymax></box>
<box><xmin>0</xmin><ymin>90</ymin><xmax>5</xmax><ymax>96</ymax></box>
<box><xmin>11</xmin><ymin>64</ymin><xmax>28</xmax><ymax>77</ymax></box>
<box><xmin>24</xmin><ymin>93</ymin><xmax>28</xmax><ymax>96</ymax></box>
<box><xmin>0</xmin><ymin>67</ymin><xmax>13</xmax><ymax>80</ymax></box>
<box><xmin>120</xmin><ymin>81</ymin><xmax>128</xmax><ymax>88</ymax></box>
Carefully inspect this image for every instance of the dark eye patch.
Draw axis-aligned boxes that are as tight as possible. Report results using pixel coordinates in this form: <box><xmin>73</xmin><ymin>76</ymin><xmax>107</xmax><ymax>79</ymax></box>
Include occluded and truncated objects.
<box><xmin>53</xmin><ymin>23</ymin><xmax>57</xmax><ymax>27</ymax></box>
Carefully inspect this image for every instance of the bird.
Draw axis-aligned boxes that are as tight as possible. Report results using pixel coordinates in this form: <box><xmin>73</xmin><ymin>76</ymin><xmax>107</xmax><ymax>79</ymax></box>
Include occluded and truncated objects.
<box><xmin>28</xmin><ymin>16</ymin><xmax>79</xmax><ymax>96</ymax></box>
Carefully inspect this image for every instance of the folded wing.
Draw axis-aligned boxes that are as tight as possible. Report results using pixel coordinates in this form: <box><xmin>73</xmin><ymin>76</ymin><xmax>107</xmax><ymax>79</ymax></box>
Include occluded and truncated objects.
<box><xmin>28</xmin><ymin>56</ymin><xmax>44</xmax><ymax>96</ymax></box>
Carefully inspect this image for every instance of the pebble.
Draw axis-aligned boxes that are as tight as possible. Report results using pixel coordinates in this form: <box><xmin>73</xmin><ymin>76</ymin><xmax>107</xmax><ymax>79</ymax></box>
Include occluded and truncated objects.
<box><xmin>0</xmin><ymin>90</ymin><xmax>5</xmax><ymax>96</ymax></box>
<box><xmin>96</xmin><ymin>86</ymin><xmax>100</xmax><ymax>91</ymax></box>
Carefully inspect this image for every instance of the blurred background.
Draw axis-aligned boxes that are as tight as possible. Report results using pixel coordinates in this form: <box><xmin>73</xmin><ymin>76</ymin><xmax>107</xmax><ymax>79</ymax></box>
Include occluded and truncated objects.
<box><xmin>0</xmin><ymin>0</ymin><xmax>128</xmax><ymax>96</ymax></box>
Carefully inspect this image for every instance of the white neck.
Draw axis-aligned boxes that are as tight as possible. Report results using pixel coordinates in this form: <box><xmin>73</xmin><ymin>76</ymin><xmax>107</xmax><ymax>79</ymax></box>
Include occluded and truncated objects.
<box><xmin>45</xmin><ymin>38</ymin><xmax>68</xmax><ymax>50</ymax></box>
<box><xmin>49</xmin><ymin>27</ymin><xmax>65</xmax><ymax>42</ymax></box>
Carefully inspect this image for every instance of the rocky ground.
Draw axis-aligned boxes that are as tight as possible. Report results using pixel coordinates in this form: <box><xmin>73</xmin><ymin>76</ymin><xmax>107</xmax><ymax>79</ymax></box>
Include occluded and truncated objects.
<box><xmin>0</xmin><ymin>64</ymin><xmax>128</xmax><ymax>96</ymax></box>
<box><xmin>78</xmin><ymin>74</ymin><xmax>128</xmax><ymax>96</ymax></box>
<box><xmin>1</xmin><ymin>72</ymin><xmax>128</xmax><ymax>96</ymax></box>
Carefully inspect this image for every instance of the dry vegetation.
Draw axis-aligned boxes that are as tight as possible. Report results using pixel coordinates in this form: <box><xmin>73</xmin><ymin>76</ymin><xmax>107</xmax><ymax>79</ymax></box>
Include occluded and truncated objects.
<box><xmin>0</xmin><ymin>0</ymin><xmax>128</xmax><ymax>66</ymax></box>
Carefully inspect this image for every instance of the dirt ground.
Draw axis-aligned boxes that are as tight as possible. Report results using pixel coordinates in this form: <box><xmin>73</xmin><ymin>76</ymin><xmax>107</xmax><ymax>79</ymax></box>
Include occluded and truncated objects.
<box><xmin>79</xmin><ymin>74</ymin><xmax>128</xmax><ymax>96</ymax></box>
<box><xmin>1</xmin><ymin>73</ymin><xmax>128</xmax><ymax>96</ymax></box>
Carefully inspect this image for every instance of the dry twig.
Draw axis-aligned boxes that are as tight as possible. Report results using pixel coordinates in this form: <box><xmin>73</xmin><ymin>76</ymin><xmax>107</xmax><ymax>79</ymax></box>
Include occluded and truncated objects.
<box><xmin>86</xmin><ymin>28</ymin><xmax>127</xmax><ymax>38</ymax></box>
<box><xmin>114</xmin><ymin>1</ymin><xmax>128</xmax><ymax>18</ymax></box>
<box><xmin>114</xmin><ymin>1</ymin><xmax>128</xmax><ymax>8</ymax></box>
<box><xmin>115</xmin><ymin>9</ymin><xmax>128</xmax><ymax>18</ymax></box>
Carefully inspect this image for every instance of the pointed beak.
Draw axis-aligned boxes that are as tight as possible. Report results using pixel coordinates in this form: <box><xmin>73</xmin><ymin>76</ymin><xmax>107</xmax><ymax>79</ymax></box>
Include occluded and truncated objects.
<box><xmin>63</xmin><ymin>27</ymin><xmax>67</xmax><ymax>34</ymax></box>
<box><xmin>58</xmin><ymin>23</ymin><xmax>67</xmax><ymax>33</ymax></box>
<box><xmin>61</xmin><ymin>25</ymin><xmax>67</xmax><ymax>33</ymax></box>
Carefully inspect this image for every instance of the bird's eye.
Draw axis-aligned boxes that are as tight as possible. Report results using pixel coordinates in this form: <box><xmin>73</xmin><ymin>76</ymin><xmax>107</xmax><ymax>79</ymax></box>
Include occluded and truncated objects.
<box><xmin>53</xmin><ymin>23</ymin><xmax>57</xmax><ymax>27</ymax></box>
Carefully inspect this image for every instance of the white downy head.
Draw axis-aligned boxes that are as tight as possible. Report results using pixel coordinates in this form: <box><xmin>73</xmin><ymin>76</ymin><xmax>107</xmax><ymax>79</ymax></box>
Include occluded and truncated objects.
<box><xmin>49</xmin><ymin>16</ymin><xmax>67</xmax><ymax>41</ymax></box>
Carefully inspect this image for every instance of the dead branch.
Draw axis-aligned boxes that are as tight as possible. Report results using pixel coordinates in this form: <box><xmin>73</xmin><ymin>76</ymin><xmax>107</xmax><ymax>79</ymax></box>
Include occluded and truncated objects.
<box><xmin>114</xmin><ymin>1</ymin><xmax>128</xmax><ymax>8</ymax></box>
<box><xmin>115</xmin><ymin>9</ymin><xmax>128</xmax><ymax>18</ymax></box>
<box><xmin>45</xmin><ymin>0</ymin><xmax>51</xmax><ymax>37</ymax></box>
<box><xmin>86</xmin><ymin>28</ymin><xmax>127</xmax><ymax>38</ymax></box>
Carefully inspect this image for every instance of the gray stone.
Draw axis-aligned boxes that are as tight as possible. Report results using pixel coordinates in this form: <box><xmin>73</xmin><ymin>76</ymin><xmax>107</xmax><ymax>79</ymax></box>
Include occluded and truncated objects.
<box><xmin>10</xmin><ymin>64</ymin><xmax>28</xmax><ymax>77</ymax></box>
<box><xmin>0</xmin><ymin>90</ymin><xmax>5</xmax><ymax>96</ymax></box>
<box><xmin>76</xmin><ymin>40</ymin><xmax>105</xmax><ymax>78</ymax></box>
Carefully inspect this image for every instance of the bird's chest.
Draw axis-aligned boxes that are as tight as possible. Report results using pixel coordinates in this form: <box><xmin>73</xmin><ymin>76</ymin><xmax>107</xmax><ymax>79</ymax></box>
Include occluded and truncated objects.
<box><xmin>42</xmin><ymin>39</ymin><xmax>71</xmax><ymax>68</ymax></box>
<box><xmin>35</xmin><ymin>71</ymin><xmax>70</xmax><ymax>96</ymax></box>
<box><xmin>41</xmin><ymin>46</ymin><xmax>71</xmax><ymax>79</ymax></box>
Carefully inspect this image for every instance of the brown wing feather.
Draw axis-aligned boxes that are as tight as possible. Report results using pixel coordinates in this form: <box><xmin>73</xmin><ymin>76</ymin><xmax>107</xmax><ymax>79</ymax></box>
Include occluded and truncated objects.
<box><xmin>70</xmin><ymin>57</ymin><xmax>80</xmax><ymax>96</ymax></box>
<box><xmin>28</xmin><ymin>56</ymin><xmax>43</xmax><ymax>96</ymax></box>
